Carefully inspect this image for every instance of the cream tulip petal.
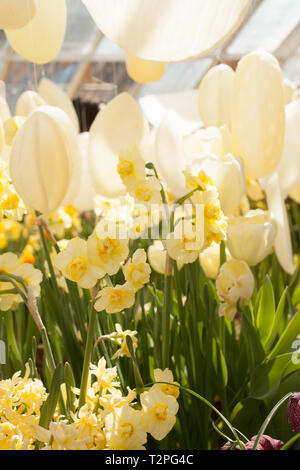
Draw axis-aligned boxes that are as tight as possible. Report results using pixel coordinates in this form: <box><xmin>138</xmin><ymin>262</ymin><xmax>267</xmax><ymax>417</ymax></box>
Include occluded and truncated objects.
<box><xmin>290</xmin><ymin>185</ymin><xmax>300</xmax><ymax>204</ymax></box>
<box><xmin>126</xmin><ymin>53</ymin><xmax>166</xmax><ymax>83</ymax></box>
<box><xmin>199</xmin><ymin>64</ymin><xmax>235</xmax><ymax>129</ymax></box>
<box><xmin>139</xmin><ymin>90</ymin><xmax>201</xmax><ymax>135</ymax></box>
<box><xmin>283</xmin><ymin>79</ymin><xmax>297</xmax><ymax>105</ymax></box>
<box><xmin>261</xmin><ymin>173</ymin><xmax>294</xmax><ymax>275</ymax></box>
<box><xmin>276</xmin><ymin>100</ymin><xmax>300</xmax><ymax>198</ymax></box>
<box><xmin>89</xmin><ymin>93</ymin><xmax>149</xmax><ymax>198</ymax></box>
<box><xmin>155</xmin><ymin>112</ymin><xmax>187</xmax><ymax>198</ymax></box>
<box><xmin>10</xmin><ymin>105</ymin><xmax>79</xmax><ymax>214</ymax></box>
<box><xmin>82</xmin><ymin>0</ymin><xmax>251</xmax><ymax>62</ymax></box>
<box><xmin>232</xmin><ymin>51</ymin><xmax>285</xmax><ymax>179</ymax></box>
<box><xmin>0</xmin><ymin>0</ymin><xmax>37</xmax><ymax>30</ymax></box>
<box><xmin>15</xmin><ymin>90</ymin><xmax>45</xmax><ymax>117</ymax></box>
<box><xmin>38</xmin><ymin>78</ymin><xmax>79</xmax><ymax>132</ymax></box>
<box><xmin>72</xmin><ymin>133</ymin><xmax>96</xmax><ymax>212</ymax></box>
<box><xmin>5</xmin><ymin>0</ymin><xmax>66</xmax><ymax>64</ymax></box>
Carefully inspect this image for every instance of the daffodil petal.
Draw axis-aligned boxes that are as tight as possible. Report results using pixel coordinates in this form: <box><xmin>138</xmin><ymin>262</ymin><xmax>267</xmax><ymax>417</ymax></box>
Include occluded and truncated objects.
<box><xmin>155</xmin><ymin>112</ymin><xmax>187</xmax><ymax>198</ymax></box>
<box><xmin>38</xmin><ymin>78</ymin><xmax>79</xmax><ymax>132</ymax></box>
<box><xmin>89</xmin><ymin>92</ymin><xmax>149</xmax><ymax>198</ymax></box>
<box><xmin>261</xmin><ymin>172</ymin><xmax>294</xmax><ymax>275</ymax></box>
<box><xmin>82</xmin><ymin>0</ymin><xmax>251</xmax><ymax>62</ymax></box>
<box><xmin>5</xmin><ymin>0</ymin><xmax>66</xmax><ymax>64</ymax></box>
<box><xmin>0</xmin><ymin>0</ymin><xmax>37</xmax><ymax>30</ymax></box>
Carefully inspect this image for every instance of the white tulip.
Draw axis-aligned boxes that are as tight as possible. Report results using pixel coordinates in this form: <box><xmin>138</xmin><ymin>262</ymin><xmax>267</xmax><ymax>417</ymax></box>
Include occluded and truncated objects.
<box><xmin>283</xmin><ymin>79</ymin><xmax>297</xmax><ymax>105</ymax></box>
<box><xmin>72</xmin><ymin>133</ymin><xmax>96</xmax><ymax>212</ymax></box>
<box><xmin>82</xmin><ymin>0</ymin><xmax>251</xmax><ymax>62</ymax></box>
<box><xmin>199</xmin><ymin>64</ymin><xmax>235</xmax><ymax>129</ymax></box>
<box><xmin>226</xmin><ymin>209</ymin><xmax>276</xmax><ymax>266</ymax></box>
<box><xmin>199</xmin><ymin>243</ymin><xmax>231</xmax><ymax>280</ymax></box>
<box><xmin>232</xmin><ymin>51</ymin><xmax>285</xmax><ymax>179</ymax></box>
<box><xmin>38</xmin><ymin>78</ymin><xmax>79</xmax><ymax>132</ymax></box>
<box><xmin>89</xmin><ymin>92</ymin><xmax>149</xmax><ymax>198</ymax></box>
<box><xmin>10</xmin><ymin>106</ymin><xmax>80</xmax><ymax>214</ymax></box>
<box><xmin>276</xmin><ymin>100</ymin><xmax>300</xmax><ymax>198</ymax></box>
<box><xmin>0</xmin><ymin>0</ymin><xmax>37</xmax><ymax>30</ymax></box>
<box><xmin>15</xmin><ymin>90</ymin><xmax>45</xmax><ymax>117</ymax></box>
<box><xmin>5</xmin><ymin>0</ymin><xmax>66</xmax><ymax>64</ymax></box>
<box><xmin>261</xmin><ymin>172</ymin><xmax>294</xmax><ymax>275</ymax></box>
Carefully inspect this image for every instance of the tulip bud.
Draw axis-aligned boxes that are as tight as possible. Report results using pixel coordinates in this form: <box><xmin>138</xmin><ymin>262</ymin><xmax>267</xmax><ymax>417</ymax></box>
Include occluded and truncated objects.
<box><xmin>15</xmin><ymin>91</ymin><xmax>45</xmax><ymax>117</ymax></box>
<box><xmin>38</xmin><ymin>78</ymin><xmax>79</xmax><ymax>132</ymax></box>
<box><xmin>287</xmin><ymin>392</ymin><xmax>300</xmax><ymax>433</ymax></box>
<box><xmin>276</xmin><ymin>100</ymin><xmax>300</xmax><ymax>198</ymax></box>
<box><xmin>226</xmin><ymin>210</ymin><xmax>276</xmax><ymax>266</ymax></box>
<box><xmin>232</xmin><ymin>51</ymin><xmax>285</xmax><ymax>179</ymax></box>
<box><xmin>199</xmin><ymin>243</ymin><xmax>231</xmax><ymax>280</ymax></box>
<box><xmin>199</xmin><ymin>64</ymin><xmax>235</xmax><ymax>129</ymax></box>
<box><xmin>10</xmin><ymin>105</ymin><xmax>80</xmax><ymax>214</ymax></box>
<box><xmin>148</xmin><ymin>241</ymin><xmax>183</xmax><ymax>275</ymax></box>
<box><xmin>72</xmin><ymin>133</ymin><xmax>96</xmax><ymax>212</ymax></box>
<box><xmin>0</xmin><ymin>0</ymin><xmax>37</xmax><ymax>30</ymax></box>
<box><xmin>5</xmin><ymin>0</ymin><xmax>67</xmax><ymax>64</ymax></box>
<box><xmin>125</xmin><ymin>53</ymin><xmax>166</xmax><ymax>83</ymax></box>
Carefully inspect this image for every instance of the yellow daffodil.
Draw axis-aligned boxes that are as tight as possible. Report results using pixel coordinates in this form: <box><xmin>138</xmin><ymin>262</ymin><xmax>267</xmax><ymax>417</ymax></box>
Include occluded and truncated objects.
<box><xmin>140</xmin><ymin>388</ymin><xmax>178</xmax><ymax>441</ymax></box>
<box><xmin>122</xmin><ymin>249</ymin><xmax>151</xmax><ymax>291</ymax></box>
<box><xmin>216</xmin><ymin>259</ymin><xmax>255</xmax><ymax>321</ymax></box>
<box><xmin>54</xmin><ymin>237</ymin><xmax>103</xmax><ymax>288</ymax></box>
<box><xmin>105</xmin><ymin>405</ymin><xmax>147</xmax><ymax>450</ymax></box>
<box><xmin>94</xmin><ymin>283</ymin><xmax>136</xmax><ymax>314</ymax></box>
<box><xmin>87</xmin><ymin>225</ymin><xmax>129</xmax><ymax>277</ymax></box>
<box><xmin>153</xmin><ymin>368</ymin><xmax>180</xmax><ymax>399</ymax></box>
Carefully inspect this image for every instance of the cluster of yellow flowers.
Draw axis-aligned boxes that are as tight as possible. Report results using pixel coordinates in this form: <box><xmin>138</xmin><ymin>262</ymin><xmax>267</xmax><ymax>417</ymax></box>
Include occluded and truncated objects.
<box><xmin>0</xmin><ymin>252</ymin><xmax>42</xmax><ymax>311</ymax></box>
<box><xmin>0</xmin><ymin>161</ymin><xmax>25</xmax><ymax>222</ymax></box>
<box><xmin>117</xmin><ymin>145</ymin><xmax>162</xmax><ymax>206</ymax></box>
<box><xmin>0</xmin><ymin>364</ymin><xmax>47</xmax><ymax>450</ymax></box>
<box><xmin>54</xmin><ymin>222</ymin><xmax>151</xmax><ymax>314</ymax></box>
<box><xmin>0</xmin><ymin>361</ymin><xmax>179</xmax><ymax>450</ymax></box>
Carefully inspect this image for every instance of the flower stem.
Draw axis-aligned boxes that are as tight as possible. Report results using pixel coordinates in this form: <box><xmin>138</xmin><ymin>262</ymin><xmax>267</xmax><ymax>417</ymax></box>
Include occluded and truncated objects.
<box><xmin>78</xmin><ymin>303</ymin><xmax>97</xmax><ymax>408</ymax></box>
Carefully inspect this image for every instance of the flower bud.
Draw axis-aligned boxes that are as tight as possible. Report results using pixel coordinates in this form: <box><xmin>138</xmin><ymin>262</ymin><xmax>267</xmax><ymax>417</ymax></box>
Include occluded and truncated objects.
<box><xmin>0</xmin><ymin>0</ymin><xmax>36</xmax><ymax>30</ymax></box>
<box><xmin>226</xmin><ymin>209</ymin><xmax>276</xmax><ymax>266</ymax></box>
<box><xmin>199</xmin><ymin>243</ymin><xmax>231</xmax><ymax>280</ymax></box>
<box><xmin>199</xmin><ymin>64</ymin><xmax>235</xmax><ymax>129</ymax></box>
<box><xmin>232</xmin><ymin>51</ymin><xmax>285</xmax><ymax>178</ymax></box>
<box><xmin>287</xmin><ymin>392</ymin><xmax>300</xmax><ymax>433</ymax></box>
<box><xmin>6</xmin><ymin>0</ymin><xmax>66</xmax><ymax>64</ymax></box>
<box><xmin>15</xmin><ymin>91</ymin><xmax>45</xmax><ymax>117</ymax></box>
<box><xmin>10</xmin><ymin>105</ymin><xmax>80</xmax><ymax>214</ymax></box>
<box><xmin>125</xmin><ymin>54</ymin><xmax>166</xmax><ymax>83</ymax></box>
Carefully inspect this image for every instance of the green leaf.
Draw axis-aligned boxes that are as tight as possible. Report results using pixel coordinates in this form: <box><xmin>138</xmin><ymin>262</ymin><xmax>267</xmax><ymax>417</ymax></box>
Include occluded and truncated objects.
<box><xmin>267</xmin><ymin>310</ymin><xmax>300</xmax><ymax>360</ymax></box>
<box><xmin>64</xmin><ymin>362</ymin><xmax>76</xmax><ymax>415</ymax></box>
<box><xmin>264</xmin><ymin>288</ymin><xmax>287</xmax><ymax>352</ymax></box>
<box><xmin>211</xmin><ymin>338</ymin><xmax>228</xmax><ymax>387</ymax></box>
<box><xmin>250</xmin><ymin>353</ymin><xmax>292</xmax><ymax>399</ymax></box>
<box><xmin>256</xmin><ymin>275</ymin><xmax>275</xmax><ymax>344</ymax></box>
<box><xmin>241</xmin><ymin>312</ymin><xmax>265</xmax><ymax>371</ymax></box>
<box><xmin>39</xmin><ymin>363</ymin><xmax>64</xmax><ymax>429</ymax></box>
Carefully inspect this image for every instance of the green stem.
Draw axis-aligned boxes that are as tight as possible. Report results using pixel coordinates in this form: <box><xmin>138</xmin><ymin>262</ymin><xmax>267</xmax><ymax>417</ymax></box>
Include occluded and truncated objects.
<box><xmin>280</xmin><ymin>433</ymin><xmax>300</xmax><ymax>450</ymax></box>
<box><xmin>78</xmin><ymin>304</ymin><xmax>97</xmax><ymax>408</ymax></box>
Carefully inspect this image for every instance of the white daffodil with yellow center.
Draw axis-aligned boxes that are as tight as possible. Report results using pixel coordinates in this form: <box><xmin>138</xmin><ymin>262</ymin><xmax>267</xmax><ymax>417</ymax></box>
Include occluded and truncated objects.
<box><xmin>122</xmin><ymin>249</ymin><xmax>151</xmax><ymax>292</ymax></box>
<box><xmin>110</xmin><ymin>323</ymin><xmax>138</xmax><ymax>360</ymax></box>
<box><xmin>140</xmin><ymin>388</ymin><xmax>178</xmax><ymax>441</ymax></box>
<box><xmin>105</xmin><ymin>405</ymin><xmax>147</xmax><ymax>450</ymax></box>
<box><xmin>89</xmin><ymin>357</ymin><xmax>119</xmax><ymax>394</ymax></box>
<box><xmin>117</xmin><ymin>145</ymin><xmax>146</xmax><ymax>192</ymax></box>
<box><xmin>54</xmin><ymin>237</ymin><xmax>103</xmax><ymax>288</ymax></box>
<box><xmin>87</xmin><ymin>225</ymin><xmax>129</xmax><ymax>277</ymax></box>
<box><xmin>94</xmin><ymin>283</ymin><xmax>135</xmax><ymax>314</ymax></box>
<box><xmin>132</xmin><ymin>176</ymin><xmax>162</xmax><ymax>206</ymax></box>
<box><xmin>216</xmin><ymin>259</ymin><xmax>255</xmax><ymax>321</ymax></box>
<box><xmin>153</xmin><ymin>368</ymin><xmax>180</xmax><ymax>399</ymax></box>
